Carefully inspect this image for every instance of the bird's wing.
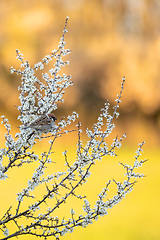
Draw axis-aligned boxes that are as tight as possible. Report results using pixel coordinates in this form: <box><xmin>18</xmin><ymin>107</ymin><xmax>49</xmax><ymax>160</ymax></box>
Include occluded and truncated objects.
<box><xmin>29</xmin><ymin>115</ymin><xmax>50</xmax><ymax>127</ymax></box>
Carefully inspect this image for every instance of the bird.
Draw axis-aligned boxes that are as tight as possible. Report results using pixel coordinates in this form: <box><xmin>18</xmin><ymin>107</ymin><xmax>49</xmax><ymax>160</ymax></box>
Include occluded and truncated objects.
<box><xmin>23</xmin><ymin>113</ymin><xmax>57</xmax><ymax>134</ymax></box>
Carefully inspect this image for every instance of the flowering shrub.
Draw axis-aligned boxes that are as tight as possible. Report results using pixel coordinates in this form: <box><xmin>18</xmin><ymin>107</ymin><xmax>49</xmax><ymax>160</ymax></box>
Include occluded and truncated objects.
<box><xmin>0</xmin><ymin>17</ymin><xmax>147</xmax><ymax>239</ymax></box>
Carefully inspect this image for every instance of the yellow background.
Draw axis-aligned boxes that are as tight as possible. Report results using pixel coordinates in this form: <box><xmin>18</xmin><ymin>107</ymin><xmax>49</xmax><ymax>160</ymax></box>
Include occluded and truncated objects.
<box><xmin>0</xmin><ymin>0</ymin><xmax>160</xmax><ymax>239</ymax></box>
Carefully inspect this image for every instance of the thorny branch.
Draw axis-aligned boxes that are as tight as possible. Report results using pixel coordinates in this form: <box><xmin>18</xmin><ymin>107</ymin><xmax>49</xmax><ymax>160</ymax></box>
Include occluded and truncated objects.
<box><xmin>0</xmin><ymin>17</ymin><xmax>147</xmax><ymax>239</ymax></box>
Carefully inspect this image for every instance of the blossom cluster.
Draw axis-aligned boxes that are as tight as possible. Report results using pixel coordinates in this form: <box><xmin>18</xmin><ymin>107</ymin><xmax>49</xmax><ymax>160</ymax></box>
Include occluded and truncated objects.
<box><xmin>0</xmin><ymin>18</ymin><xmax>146</xmax><ymax>240</ymax></box>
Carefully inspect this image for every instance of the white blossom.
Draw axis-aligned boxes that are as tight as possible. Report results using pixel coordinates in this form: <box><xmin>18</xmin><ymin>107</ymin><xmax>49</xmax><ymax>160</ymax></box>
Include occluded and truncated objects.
<box><xmin>3</xmin><ymin>228</ymin><xmax>9</xmax><ymax>237</ymax></box>
<box><xmin>0</xmin><ymin>18</ymin><xmax>147</xmax><ymax>240</ymax></box>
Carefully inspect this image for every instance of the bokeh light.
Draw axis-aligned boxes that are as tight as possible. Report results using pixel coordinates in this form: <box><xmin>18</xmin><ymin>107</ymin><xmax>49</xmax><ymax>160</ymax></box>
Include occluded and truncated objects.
<box><xmin>0</xmin><ymin>1</ymin><xmax>159</xmax><ymax>239</ymax></box>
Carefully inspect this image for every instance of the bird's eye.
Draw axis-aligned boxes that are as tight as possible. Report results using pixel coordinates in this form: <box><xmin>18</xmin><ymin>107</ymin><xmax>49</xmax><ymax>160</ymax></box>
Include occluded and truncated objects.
<box><xmin>51</xmin><ymin>116</ymin><xmax>57</xmax><ymax>120</ymax></box>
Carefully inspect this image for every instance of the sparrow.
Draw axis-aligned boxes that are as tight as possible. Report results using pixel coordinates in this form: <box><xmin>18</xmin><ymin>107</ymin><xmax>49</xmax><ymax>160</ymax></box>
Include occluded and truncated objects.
<box><xmin>23</xmin><ymin>113</ymin><xmax>57</xmax><ymax>133</ymax></box>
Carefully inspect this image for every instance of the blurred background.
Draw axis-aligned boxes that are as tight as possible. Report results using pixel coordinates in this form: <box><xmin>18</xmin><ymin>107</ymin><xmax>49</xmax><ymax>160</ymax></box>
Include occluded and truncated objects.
<box><xmin>0</xmin><ymin>0</ymin><xmax>160</xmax><ymax>239</ymax></box>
